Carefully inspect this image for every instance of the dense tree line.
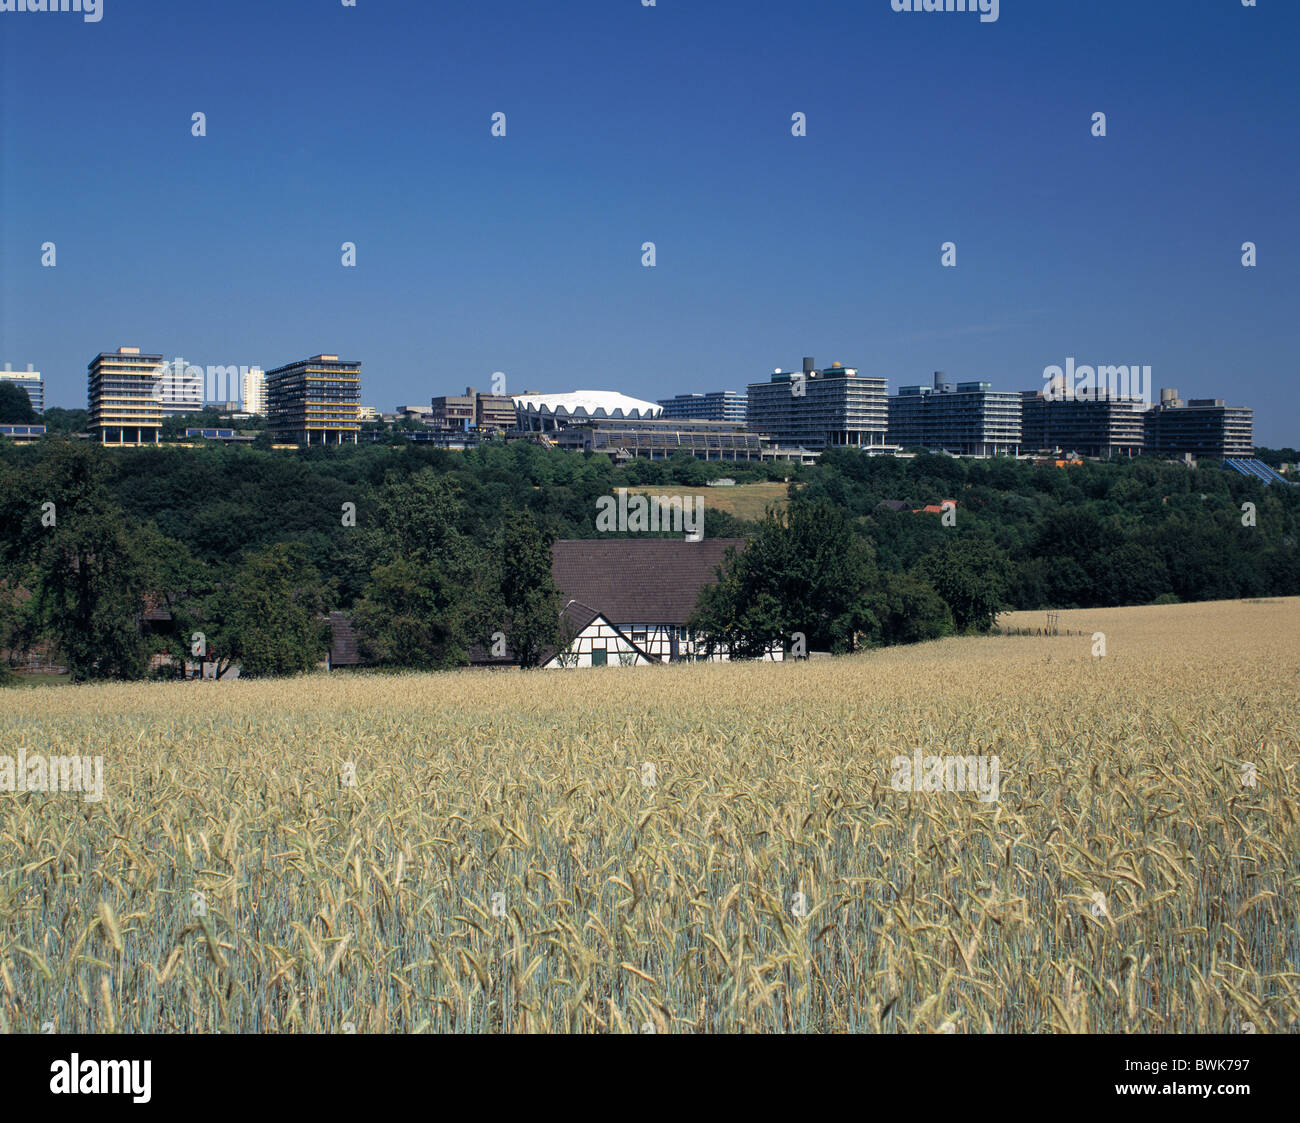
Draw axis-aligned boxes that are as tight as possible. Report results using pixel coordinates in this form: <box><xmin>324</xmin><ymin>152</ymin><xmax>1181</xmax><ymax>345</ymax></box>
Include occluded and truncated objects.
<box><xmin>1</xmin><ymin>436</ymin><xmax>1296</xmax><ymax>679</ymax></box>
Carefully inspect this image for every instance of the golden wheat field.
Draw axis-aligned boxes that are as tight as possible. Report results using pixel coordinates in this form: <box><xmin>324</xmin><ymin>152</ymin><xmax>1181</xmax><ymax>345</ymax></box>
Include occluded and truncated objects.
<box><xmin>1</xmin><ymin>598</ymin><xmax>1297</xmax><ymax>1034</ymax></box>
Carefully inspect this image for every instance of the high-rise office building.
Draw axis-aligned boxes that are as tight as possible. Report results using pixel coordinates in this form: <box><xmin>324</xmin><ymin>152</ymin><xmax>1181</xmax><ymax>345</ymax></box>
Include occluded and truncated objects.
<box><xmin>1142</xmin><ymin>388</ymin><xmax>1253</xmax><ymax>459</ymax></box>
<box><xmin>242</xmin><ymin>365</ymin><xmax>267</xmax><ymax>415</ymax></box>
<box><xmin>1018</xmin><ymin>390</ymin><xmax>1145</xmax><ymax>458</ymax></box>
<box><xmin>657</xmin><ymin>391</ymin><xmax>747</xmax><ymax>426</ymax></box>
<box><xmin>265</xmin><ymin>354</ymin><xmax>361</xmax><ymax>445</ymax></box>
<box><xmin>888</xmin><ymin>373</ymin><xmax>1021</xmax><ymax>457</ymax></box>
<box><xmin>1</xmin><ymin>365</ymin><xmax>44</xmax><ymax>413</ymax></box>
<box><xmin>746</xmin><ymin>358</ymin><xmax>888</xmax><ymax>450</ymax></box>
<box><xmin>87</xmin><ymin>347</ymin><xmax>164</xmax><ymax>445</ymax></box>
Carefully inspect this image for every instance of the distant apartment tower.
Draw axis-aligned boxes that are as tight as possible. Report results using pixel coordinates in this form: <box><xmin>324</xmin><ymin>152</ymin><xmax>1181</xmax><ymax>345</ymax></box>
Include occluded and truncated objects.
<box><xmin>657</xmin><ymin>391</ymin><xmax>747</xmax><ymax>426</ymax></box>
<box><xmin>87</xmin><ymin>347</ymin><xmax>164</xmax><ymax>445</ymax></box>
<box><xmin>1</xmin><ymin>365</ymin><xmax>44</xmax><ymax>413</ymax></box>
<box><xmin>746</xmin><ymin>358</ymin><xmax>888</xmax><ymax>450</ymax></box>
<box><xmin>152</xmin><ymin>357</ymin><xmax>207</xmax><ymax>418</ymax></box>
<box><xmin>430</xmin><ymin>387</ymin><xmax>517</xmax><ymax>431</ymax></box>
<box><xmin>1018</xmin><ymin>390</ymin><xmax>1145</xmax><ymax>458</ymax></box>
<box><xmin>1142</xmin><ymin>388</ymin><xmax>1253</xmax><ymax>459</ymax></box>
<box><xmin>242</xmin><ymin>365</ymin><xmax>267</xmax><ymax>415</ymax></box>
<box><xmin>888</xmin><ymin>372</ymin><xmax>1021</xmax><ymax>457</ymax></box>
<box><xmin>265</xmin><ymin>354</ymin><xmax>361</xmax><ymax>445</ymax></box>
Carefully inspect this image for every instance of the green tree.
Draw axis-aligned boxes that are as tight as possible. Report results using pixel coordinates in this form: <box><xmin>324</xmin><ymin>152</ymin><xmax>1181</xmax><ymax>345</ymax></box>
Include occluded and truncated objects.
<box><xmin>353</xmin><ymin>556</ymin><xmax>467</xmax><ymax>669</ymax></box>
<box><xmin>352</xmin><ymin>470</ymin><xmax>484</xmax><ymax>668</ymax></box>
<box><xmin>878</xmin><ymin>571</ymin><xmax>953</xmax><ymax>645</ymax></box>
<box><xmin>0</xmin><ymin>382</ymin><xmax>37</xmax><ymax>424</ymax></box>
<box><xmin>22</xmin><ymin>443</ymin><xmax>161</xmax><ymax>680</ymax></box>
<box><xmin>40</xmin><ymin>407</ymin><xmax>88</xmax><ymax>435</ymax></box>
<box><xmin>211</xmin><ymin>543</ymin><xmax>329</xmax><ymax>677</ymax></box>
<box><xmin>479</xmin><ymin>509</ymin><xmax>562</xmax><ymax>668</ymax></box>
<box><xmin>921</xmin><ymin>536</ymin><xmax>1009</xmax><ymax>633</ymax></box>
<box><xmin>690</xmin><ymin>499</ymin><xmax>881</xmax><ymax>658</ymax></box>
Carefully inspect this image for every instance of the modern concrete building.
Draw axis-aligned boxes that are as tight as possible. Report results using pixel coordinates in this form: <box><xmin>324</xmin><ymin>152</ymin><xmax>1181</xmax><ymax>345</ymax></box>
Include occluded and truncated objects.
<box><xmin>265</xmin><ymin>354</ymin><xmax>361</xmax><ymax>446</ymax></box>
<box><xmin>550</xmin><ymin>417</ymin><xmax>762</xmax><ymax>462</ymax></box>
<box><xmin>1</xmin><ymin>365</ymin><xmax>44</xmax><ymax>413</ymax></box>
<box><xmin>87</xmin><ymin>347</ymin><xmax>164</xmax><ymax>445</ymax></box>
<box><xmin>242</xmin><ymin>365</ymin><xmax>267</xmax><ymax>415</ymax></box>
<box><xmin>888</xmin><ymin>373</ymin><xmax>1021</xmax><ymax>457</ymax></box>
<box><xmin>746</xmin><ymin>358</ymin><xmax>888</xmax><ymax>451</ymax></box>
<box><xmin>1019</xmin><ymin>390</ymin><xmax>1145</xmax><ymax>458</ymax></box>
<box><xmin>657</xmin><ymin>391</ymin><xmax>747</xmax><ymax>426</ymax></box>
<box><xmin>475</xmin><ymin>389</ymin><xmax>517</xmax><ymax>431</ymax></box>
<box><xmin>1142</xmin><ymin>388</ymin><xmax>1253</xmax><ymax>459</ymax></box>
<box><xmin>432</xmin><ymin>386</ymin><xmax>517</xmax><ymax>431</ymax></box>
<box><xmin>428</xmin><ymin>391</ymin><xmax>474</xmax><ymax>429</ymax></box>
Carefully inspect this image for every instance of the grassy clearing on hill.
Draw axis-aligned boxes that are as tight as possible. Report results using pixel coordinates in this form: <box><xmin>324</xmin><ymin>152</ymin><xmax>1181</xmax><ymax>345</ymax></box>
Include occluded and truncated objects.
<box><xmin>1</xmin><ymin>598</ymin><xmax>1296</xmax><ymax>1033</ymax></box>
<box><xmin>624</xmin><ymin>481</ymin><xmax>793</xmax><ymax>523</ymax></box>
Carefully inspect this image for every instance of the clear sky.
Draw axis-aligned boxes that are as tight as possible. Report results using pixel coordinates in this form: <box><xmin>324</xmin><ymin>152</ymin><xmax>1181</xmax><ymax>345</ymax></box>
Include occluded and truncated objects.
<box><xmin>2</xmin><ymin>0</ymin><xmax>1297</xmax><ymax>444</ymax></box>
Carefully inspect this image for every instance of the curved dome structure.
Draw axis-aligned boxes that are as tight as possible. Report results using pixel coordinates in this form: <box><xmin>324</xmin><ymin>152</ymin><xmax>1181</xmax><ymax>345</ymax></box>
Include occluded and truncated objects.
<box><xmin>512</xmin><ymin>390</ymin><xmax>662</xmax><ymax>431</ymax></box>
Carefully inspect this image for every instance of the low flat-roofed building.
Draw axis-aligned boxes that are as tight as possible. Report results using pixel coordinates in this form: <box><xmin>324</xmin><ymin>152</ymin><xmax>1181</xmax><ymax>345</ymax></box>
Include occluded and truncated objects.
<box><xmin>553</xmin><ymin>417</ymin><xmax>762</xmax><ymax>461</ymax></box>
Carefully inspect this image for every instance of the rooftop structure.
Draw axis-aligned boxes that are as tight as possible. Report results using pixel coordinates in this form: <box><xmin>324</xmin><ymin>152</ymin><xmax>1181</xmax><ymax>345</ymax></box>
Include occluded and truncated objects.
<box><xmin>512</xmin><ymin>390</ymin><xmax>661</xmax><ymax>431</ymax></box>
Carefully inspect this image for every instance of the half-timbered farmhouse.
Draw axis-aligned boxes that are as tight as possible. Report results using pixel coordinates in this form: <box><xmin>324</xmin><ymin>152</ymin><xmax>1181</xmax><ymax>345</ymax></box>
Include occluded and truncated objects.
<box><xmin>541</xmin><ymin>538</ymin><xmax>783</xmax><ymax>668</ymax></box>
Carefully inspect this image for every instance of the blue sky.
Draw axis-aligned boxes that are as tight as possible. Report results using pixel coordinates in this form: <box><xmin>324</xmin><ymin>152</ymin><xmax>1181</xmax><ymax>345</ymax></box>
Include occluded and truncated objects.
<box><xmin>2</xmin><ymin>0</ymin><xmax>1297</xmax><ymax>444</ymax></box>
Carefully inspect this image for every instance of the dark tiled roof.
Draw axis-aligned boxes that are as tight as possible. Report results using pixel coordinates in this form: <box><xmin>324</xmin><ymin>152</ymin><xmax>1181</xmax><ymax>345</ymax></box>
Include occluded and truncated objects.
<box><xmin>550</xmin><ymin>538</ymin><xmax>745</xmax><ymax>627</ymax></box>
<box><xmin>876</xmin><ymin>499</ymin><xmax>910</xmax><ymax>512</ymax></box>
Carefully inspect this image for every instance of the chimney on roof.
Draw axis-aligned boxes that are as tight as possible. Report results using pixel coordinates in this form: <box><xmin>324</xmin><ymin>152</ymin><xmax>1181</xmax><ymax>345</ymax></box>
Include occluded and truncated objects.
<box><xmin>802</xmin><ymin>357</ymin><xmax>815</xmax><ymax>374</ymax></box>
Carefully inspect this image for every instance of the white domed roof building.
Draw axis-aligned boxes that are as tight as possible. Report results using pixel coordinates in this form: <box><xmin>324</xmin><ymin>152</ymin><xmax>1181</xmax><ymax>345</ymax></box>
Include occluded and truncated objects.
<box><xmin>512</xmin><ymin>390</ymin><xmax>661</xmax><ymax>431</ymax></box>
